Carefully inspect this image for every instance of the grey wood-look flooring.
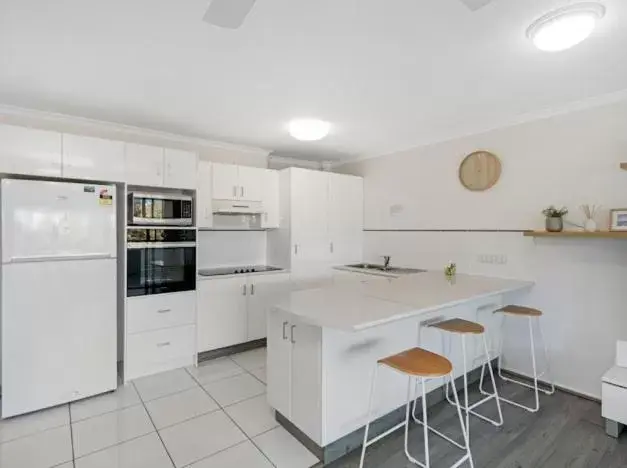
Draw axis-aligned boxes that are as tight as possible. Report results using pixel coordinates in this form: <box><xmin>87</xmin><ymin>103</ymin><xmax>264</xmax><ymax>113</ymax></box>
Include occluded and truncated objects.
<box><xmin>328</xmin><ymin>380</ymin><xmax>627</xmax><ymax>468</ymax></box>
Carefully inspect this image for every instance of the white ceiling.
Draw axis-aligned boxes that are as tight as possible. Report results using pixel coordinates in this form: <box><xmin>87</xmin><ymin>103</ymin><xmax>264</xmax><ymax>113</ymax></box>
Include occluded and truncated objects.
<box><xmin>0</xmin><ymin>0</ymin><xmax>626</xmax><ymax>161</ymax></box>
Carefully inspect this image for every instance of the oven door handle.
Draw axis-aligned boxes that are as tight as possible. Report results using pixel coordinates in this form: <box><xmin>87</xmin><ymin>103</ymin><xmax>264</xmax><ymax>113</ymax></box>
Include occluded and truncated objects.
<box><xmin>127</xmin><ymin>242</ymin><xmax>197</xmax><ymax>249</ymax></box>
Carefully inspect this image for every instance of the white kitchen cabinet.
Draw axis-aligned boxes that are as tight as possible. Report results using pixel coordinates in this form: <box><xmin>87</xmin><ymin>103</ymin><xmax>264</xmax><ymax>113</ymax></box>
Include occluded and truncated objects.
<box><xmin>268</xmin><ymin>168</ymin><xmax>363</xmax><ymax>283</ymax></box>
<box><xmin>0</xmin><ymin>124</ymin><xmax>62</xmax><ymax>177</ymax></box>
<box><xmin>290</xmin><ymin>319</ymin><xmax>322</xmax><ymax>439</ymax></box>
<box><xmin>197</xmin><ymin>161</ymin><xmax>213</xmax><ymax>228</ymax></box>
<box><xmin>164</xmin><ymin>148</ymin><xmax>197</xmax><ymax>189</ymax></box>
<box><xmin>62</xmin><ymin>134</ymin><xmax>125</xmax><ymax>182</ymax></box>
<box><xmin>197</xmin><ymin>276</ymin><xmax>248</xmax><ymax>352</ymax></box>
<box><xmin>238</xmin><ymin>165</ymin><xmax>264</xmax><ymax>201</ymax></box>
<box><xmin>124</xmin><ymin>143</ymin><xmax>164</xmax><ymax>187</ymax></box>
<box><xmin>124</xmin><ymin>291</ymin><xmax>197</xmax><ymax>382</ymax></box>
<box><xmin>247</xmin><ymin>272</ymin><xmax>291</xmax><ymax>340</ymax></box>
<box><xmin>328</xmin><ymin>173</ymin><xmax>364</xmax><ymax>265</ymax></box>
<box><xmin>267</xmin><ymin>309</ymin><xmax>322</xmax><ymax>440</ymax></box>
<box><xmin>290</xmin><ymin>168</ymin><xmax>331</xmax><ymax>280</ymax></box>
<box><xmin>212</xmin><ymin>163</ymin><xmax>239</xmax><ymax>200</ymax></box>
<box><xmin>261</xmin><ymin>169</ymin><xmax>280</xmax><ymax>229</ymax></box>
<box><xmin>211</xmin><ymin>163</ymin><xmax>265</xmax><ymax>202</ymax></box>
<box><xmin>267</xmin><ymin>308</ymin><xmax>292</xmax><ymax>418</ymax></box>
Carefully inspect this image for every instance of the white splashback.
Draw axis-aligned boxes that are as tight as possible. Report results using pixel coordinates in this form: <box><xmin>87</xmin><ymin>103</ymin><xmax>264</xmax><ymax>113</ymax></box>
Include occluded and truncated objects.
<box><xmin>197</xmin><ymin>231</ymin><xmax>267</xmax><ymax>268</ymax></box>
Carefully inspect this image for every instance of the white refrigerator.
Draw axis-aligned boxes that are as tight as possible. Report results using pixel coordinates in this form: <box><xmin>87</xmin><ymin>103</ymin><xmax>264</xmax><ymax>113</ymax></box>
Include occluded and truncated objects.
<box><xmin>1</xmin><ymin>179</ymin><xmax>117</xmax><ymax>418</ymax></box>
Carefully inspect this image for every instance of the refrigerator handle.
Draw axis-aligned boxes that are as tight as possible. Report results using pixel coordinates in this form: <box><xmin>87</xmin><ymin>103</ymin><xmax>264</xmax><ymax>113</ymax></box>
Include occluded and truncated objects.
<box><xmin>9</xmin><ymin>253</ymin><xmax>114</xmax><ymax>263</ymax></box>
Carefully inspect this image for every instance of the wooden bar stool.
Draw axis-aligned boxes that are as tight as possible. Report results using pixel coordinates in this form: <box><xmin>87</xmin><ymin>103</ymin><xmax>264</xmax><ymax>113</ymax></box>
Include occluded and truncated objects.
<box><xmin>491</xmin><ymin>305</ymin><xmax>555</xmax><ymax>413</ymax></box>
<box><xmin>360</xmin><ymin>347</ymin><xmax>473</xmax><ymax>468</ymax></box>
<box><xmin>428</xmin><ymin>318</ymin><xmax>503</xmax><ymax>438</ymax></box>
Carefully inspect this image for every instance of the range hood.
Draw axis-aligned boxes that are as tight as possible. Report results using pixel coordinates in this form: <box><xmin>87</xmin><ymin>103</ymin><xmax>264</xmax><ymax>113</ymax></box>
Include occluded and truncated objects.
<box><xmin>212</xmin><ymin>199</ymin><xmax>264</xmax><ymax>214</ymax></box>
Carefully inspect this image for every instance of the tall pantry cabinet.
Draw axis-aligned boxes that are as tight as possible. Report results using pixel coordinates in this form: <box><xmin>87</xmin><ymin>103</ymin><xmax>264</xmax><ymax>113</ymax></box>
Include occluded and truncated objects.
<box><xmin>267</xmin><ymin>168</ymin><xmax>364</xmax><ymax>285</ymax></box>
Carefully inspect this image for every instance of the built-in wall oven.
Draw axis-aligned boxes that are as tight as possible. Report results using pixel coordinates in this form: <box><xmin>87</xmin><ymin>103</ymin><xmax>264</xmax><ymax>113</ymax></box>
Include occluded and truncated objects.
<box><xmin>128</xmin><ymin>192</ymin><xmax>193</xmax><ymax>226</ymax></box>
<box><xmin>127</xmin><ymin>227</ymin><xmax>196</xmax><ymax>297</ymax></box>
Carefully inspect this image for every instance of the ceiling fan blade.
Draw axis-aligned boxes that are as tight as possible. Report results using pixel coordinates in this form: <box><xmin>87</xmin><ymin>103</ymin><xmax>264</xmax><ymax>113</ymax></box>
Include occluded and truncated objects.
<box><xmin>458</xmin><ymin>0</ymin><xmax>494</xmax><ymax>11</ymax></box>
<box><xmin>203</xmin><ymin>0</ymin><xmax>257</xmax><ymax>29</ymax></box>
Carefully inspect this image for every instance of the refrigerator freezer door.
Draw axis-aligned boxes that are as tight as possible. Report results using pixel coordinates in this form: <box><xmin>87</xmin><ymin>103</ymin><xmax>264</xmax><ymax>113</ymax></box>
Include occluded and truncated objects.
<box><xmin>1</xmin><ymin>179</ymin><xmax>116</xmax><ymax>264</ymax></box>
<box><xmin>1</xmin><ymin>259</ymin><xmax>117</xmax><ymax>417</ymax></box>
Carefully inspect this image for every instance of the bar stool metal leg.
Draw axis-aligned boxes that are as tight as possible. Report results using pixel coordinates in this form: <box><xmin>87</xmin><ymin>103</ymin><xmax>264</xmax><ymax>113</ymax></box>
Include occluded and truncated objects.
<box><xmin>497</xmin><ymin>314</ymin><xmax>554</xmax><ymax>413</ymax></box>
<box><xmin>444</xmin><ymin>334</ymin><xmax>503</xmax><ymax>433</ymax></box>
<box><xmin>359</xmin><ymin>364</ymin><xmax>378</xmax><ymax>468</ymax></box>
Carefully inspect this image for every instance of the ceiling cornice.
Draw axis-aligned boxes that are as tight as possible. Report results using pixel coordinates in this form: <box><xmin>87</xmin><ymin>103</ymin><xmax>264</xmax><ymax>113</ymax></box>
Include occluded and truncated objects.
<box><xmin>334</xmin><ymin>87</ymin><xmax>627</xmax><ymax>168</ymax></box>
<box><xmin>0</xmin><ymin>103</ymin><xmax>270</xmax><ymax>157</ymax></box>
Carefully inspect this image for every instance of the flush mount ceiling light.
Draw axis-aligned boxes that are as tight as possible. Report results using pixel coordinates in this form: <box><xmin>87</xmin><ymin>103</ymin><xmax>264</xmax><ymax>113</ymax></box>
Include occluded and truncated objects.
<box><xmin>288</xmin><ymin>119</ymin><xmax>331</xmax><ymax>141</ymax></box>
<box><xmin>527</xmin><ymin>2</ymin><xmax>606</xmax><ymax>52</ymax></box>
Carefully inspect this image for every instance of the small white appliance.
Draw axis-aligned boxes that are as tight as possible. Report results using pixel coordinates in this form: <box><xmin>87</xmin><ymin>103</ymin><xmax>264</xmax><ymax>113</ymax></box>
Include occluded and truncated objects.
<box><xmin>1</xmin><ymin>179</ymin><xmax>117</xmax><ymax>418</ymax></box>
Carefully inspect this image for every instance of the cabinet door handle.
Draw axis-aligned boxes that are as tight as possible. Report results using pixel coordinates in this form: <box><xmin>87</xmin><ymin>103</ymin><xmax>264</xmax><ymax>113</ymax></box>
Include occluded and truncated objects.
<box><xmin>240</xmin><ymin>186</ymin><xmax>244</xmax><ymax>197</ymax></box>
<box><xmin>157</xmin><ymin>308</ymin><xmax>171</xmax><ymax>314</ymax></box>
<box><xmin>233</xmin><ymin>186</ymin><xmax>237</xmax><ymax>197</ymax></box>
<box><xmin>294</xmin><ymin>244</ymin><xmax>298</xmax><ymax>255</ymax></box>
<box><xmin>156</xmin><ymin>341</ymin><xmax>171</xmax><ymax>347</ymax></box>
<box><xmin>290</xmin><ymin>325</ymin><xmax>296</xmax><ymax>344</ymax></box>
<box><xmin>242</xmin><ymin>284</ymin><xmax>247</xmax><ymax>295</ymax></box>
<box><xmin>251</xmin><ymin>284</ymin><xmax>255</xmax><ymax>295</ymax></box>
<box><xmin>330</xmin><ymin>242</ymin><xmax>334</xmax><ymax>253</ymax></box>
<box><xmin>282</xmin><ymin>321</ymin><xmax>288</xmax><ymax>340</ymax></box>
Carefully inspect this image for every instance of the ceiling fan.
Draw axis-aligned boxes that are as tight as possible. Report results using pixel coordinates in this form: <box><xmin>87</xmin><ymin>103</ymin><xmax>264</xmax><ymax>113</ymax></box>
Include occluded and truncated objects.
<box><xmin>203</xmin><ymin>0</ymin><xmax>496</xmax><ymax>30</ymax></box>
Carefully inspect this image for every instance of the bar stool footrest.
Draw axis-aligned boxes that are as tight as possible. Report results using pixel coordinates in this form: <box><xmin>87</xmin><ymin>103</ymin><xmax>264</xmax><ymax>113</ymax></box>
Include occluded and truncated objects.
<box><xmin>499</xmin><ymin>373</ymin><xmax>555</xmax><ymax>395</ymax></box>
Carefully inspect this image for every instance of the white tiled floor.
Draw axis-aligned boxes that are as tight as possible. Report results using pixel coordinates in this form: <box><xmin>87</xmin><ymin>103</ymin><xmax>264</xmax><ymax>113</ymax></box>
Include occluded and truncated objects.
<box><xmin>0</xmin><ymin>346</ymin><xmax>319</xmax><ymax>468</ymax></box>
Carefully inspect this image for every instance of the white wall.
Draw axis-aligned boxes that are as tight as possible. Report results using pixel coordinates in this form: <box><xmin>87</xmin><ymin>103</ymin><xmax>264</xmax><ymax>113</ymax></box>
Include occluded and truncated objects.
<box><xmin>340</xmin><ymin>98</ymin><xmax>627</xmax><ymax>399</ymax></box>
<box><xmin>197</xmin><ymin>231</ymin><xmax>267</xmax><ymax>268</ymax></box>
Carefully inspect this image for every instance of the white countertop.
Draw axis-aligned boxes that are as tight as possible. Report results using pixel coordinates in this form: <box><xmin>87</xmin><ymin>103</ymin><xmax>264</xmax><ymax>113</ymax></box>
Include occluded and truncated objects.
<box><xmin>274</xmin><ymin>271</ymin><xmax>533</xmax><ymax>331</ymax></box>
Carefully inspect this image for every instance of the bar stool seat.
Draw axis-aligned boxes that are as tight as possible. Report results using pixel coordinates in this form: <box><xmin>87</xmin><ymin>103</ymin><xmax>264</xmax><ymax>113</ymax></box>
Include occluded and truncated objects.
<box><xmin>379</xmin><ymin>347</ymin><xmax>452</xmax><ymax>377</ymax></box>
<box><xmin>430</xmin><ymin>318</ymin><xmax>485</xmax><ymax>335</ymax></box>
<box><xmin>491</xmin><ymin>304</ymin><xmax>554</xmax><ymax>413</ymax></box>
<box><xmin>498</xmin><ymin>305</ymin><xmax>543</xmax><ymax>317</ymax></box>
<box><xmin>360</xmin><ymin>347</ymin><xmax>473</xmax><ymax>468</ymax></box>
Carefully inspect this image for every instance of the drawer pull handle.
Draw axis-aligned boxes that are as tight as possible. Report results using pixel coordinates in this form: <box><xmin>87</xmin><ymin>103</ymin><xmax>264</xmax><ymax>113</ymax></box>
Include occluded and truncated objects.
<box><xmin>156</xmin><ymin>341</ymin><xmax>171</xmax><ymax>347</ymax></box>
<box><xmin>282</xmin><ymin>321</ymin><xmax>288</xmax><ymax>340</ymax></box>
<box><xmin>157</xmin><ymin>309</ymin><xmax>171</xmax><ymax>314</ymax></box>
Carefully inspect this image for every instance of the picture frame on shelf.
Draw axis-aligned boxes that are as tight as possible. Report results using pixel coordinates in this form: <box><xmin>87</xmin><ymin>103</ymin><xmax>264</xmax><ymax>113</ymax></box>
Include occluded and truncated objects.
<box><xmin>609</xmin><ymin>209</ymin><xmax>627</xmax><ymax>231</ymax></box>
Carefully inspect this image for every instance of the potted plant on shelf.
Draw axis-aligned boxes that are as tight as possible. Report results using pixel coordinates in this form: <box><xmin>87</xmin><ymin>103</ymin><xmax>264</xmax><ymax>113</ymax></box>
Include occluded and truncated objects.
<box><xmin>542</xmin><ymin>206</ymin><xmax>568</xmax><ymax>232</ymax></box>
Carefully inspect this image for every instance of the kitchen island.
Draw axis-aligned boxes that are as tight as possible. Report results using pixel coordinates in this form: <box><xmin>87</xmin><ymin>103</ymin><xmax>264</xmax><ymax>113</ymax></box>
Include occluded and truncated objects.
<box><xmin>267</xmin><ymin>271</ymin><xmax>533</xmax><ymax>464</ymax></box>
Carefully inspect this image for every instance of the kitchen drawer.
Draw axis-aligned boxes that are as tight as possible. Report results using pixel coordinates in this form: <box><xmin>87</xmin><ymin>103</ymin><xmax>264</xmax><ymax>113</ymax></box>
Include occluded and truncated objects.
<box><xmin>602</xmin><ymin>382</ymin><xmax>627</xmax><ymax>425</ymax></box>
<box><xmin>126</xmin><ymin>325</ymin><xmax>195</xmax><ymax>381</ymax></box>
<box><xmin>127</xmin><ymin>292</ymin><xmax>196</xmax><ymax>334</ymax></box>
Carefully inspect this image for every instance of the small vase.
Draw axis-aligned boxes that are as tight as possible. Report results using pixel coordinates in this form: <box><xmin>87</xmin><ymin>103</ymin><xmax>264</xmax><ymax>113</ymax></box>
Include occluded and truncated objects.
<box><xmin>546</xmin><ymin>216</ymin><xmax>563</xmax><ymax>232</ymax></box>
<box><xmin>584</xmin><ymin>219</ymin><xmax>597</xmax><ymax>232</ymax></box>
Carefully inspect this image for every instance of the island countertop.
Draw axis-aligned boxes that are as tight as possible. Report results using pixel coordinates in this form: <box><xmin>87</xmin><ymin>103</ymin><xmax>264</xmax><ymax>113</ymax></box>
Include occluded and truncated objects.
<box><xmin>274</xmin><ymin>271</ymin><xmax>533</xmax><ymax>331</ymax></box>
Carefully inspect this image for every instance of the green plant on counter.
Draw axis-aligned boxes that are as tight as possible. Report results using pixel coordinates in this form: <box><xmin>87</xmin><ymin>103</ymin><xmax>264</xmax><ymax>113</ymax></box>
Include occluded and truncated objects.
<box><xmin>444</xmin><ymin>262</ymin><xmax>457</xmax><ymax>278</ymax></box>
<box><xmin>542</xmin><ymin>206</ymin><xmax>568</xmax><ymax>218</ymax></box>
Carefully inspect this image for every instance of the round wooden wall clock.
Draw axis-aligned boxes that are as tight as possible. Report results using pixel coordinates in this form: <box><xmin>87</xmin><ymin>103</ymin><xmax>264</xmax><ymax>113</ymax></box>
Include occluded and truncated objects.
<box><xmin>458</xmin><ymin>151</ymin><xmax>501</xmax><ymax>191</ymax></box>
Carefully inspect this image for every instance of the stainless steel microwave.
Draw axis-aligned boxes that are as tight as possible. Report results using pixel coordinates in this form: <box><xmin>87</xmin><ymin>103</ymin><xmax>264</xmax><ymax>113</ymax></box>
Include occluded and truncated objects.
<box><xmin>128</xmin><ymin>192</ymin><xmax>193</xmax><ymax>226</ymax></box>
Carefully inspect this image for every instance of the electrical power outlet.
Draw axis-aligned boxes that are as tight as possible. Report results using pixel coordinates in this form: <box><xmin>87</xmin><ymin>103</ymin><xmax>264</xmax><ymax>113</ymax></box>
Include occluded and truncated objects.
<box><xmin>477</xmin><ymin>254</ymin><xmax>508</xmax><ymax>265</ymax></box>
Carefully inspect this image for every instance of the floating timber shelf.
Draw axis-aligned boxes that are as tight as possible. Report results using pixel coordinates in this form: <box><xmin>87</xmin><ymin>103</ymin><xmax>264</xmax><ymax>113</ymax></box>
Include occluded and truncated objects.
<box><xmin>523</xmin><ymin>230</ymin><xmax>627</xmax><ymax>239</ymax></box>
<box><xmin>621</xmin><ymin>163</ymin><xmax>627</xmax><ymax>170</ymax></box>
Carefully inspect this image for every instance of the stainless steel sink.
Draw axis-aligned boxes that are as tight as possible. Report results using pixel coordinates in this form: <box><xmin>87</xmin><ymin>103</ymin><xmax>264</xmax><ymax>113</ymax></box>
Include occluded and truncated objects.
<box><xmin>345</xmin><ymin>263</ymin><xmax>427</xmax><ymax>275</ymax></box>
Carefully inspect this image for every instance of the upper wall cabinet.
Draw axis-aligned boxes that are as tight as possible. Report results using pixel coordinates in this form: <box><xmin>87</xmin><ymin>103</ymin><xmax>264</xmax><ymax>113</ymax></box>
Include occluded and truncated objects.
<box><xmin>212</xmin><ymin>163</ymin><xmax>263</xmax><ymax>201</ymax></box>
<box><xmin>125</xmin><ymin>145</ymin><xmax>198</xmax><ymax>190</ymax></box>
<box><xmin>62</xmin><ymin>134</ymin><xmax>125</xmax><ymax>182</ymax></box>
<box><xmin>125</xmin><ymin>143</ymin><xmax>164</xmax><ymax>187</ymax></box>
<box><xmin>0</xmin><ymin>124</ymin><xmax>62</xmax><ymax>177</ymax></box>
<box><xmin>164</xmin><ymin>149</ymin><xmax>197</xmax><ymax>190</ymax></box>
